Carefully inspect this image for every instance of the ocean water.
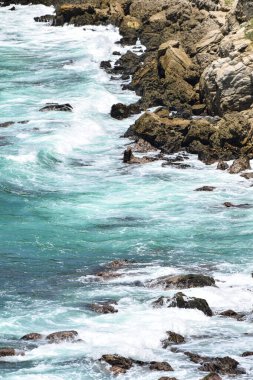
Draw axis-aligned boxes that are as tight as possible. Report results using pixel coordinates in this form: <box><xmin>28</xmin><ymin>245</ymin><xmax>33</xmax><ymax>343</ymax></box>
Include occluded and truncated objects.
<box><xmin>0</xmin><ymin>4</ymin><xmax>253</xmax><ymax>380</ymax></box>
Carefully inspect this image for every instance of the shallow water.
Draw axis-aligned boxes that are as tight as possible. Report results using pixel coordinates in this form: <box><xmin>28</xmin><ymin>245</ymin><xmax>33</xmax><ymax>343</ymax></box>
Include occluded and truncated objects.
<box><xmin>0</xmin><ymin>4</ymin><xmax>253</xmax><ymax>380</ymax></box>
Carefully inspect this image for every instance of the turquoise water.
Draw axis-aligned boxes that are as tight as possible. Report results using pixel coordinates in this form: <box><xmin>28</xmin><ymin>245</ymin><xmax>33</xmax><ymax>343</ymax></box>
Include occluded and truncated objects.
<box><xmin>1</xmin><ymin>4</ymin><xmax>253</xmax><ymax>379</ymax></box>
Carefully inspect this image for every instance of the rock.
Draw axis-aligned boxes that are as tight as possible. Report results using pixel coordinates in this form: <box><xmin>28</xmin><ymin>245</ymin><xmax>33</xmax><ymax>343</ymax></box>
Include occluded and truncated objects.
<box><xmin>46</xmin><ymin>330</ymin><xmax>78</xmax><ymax>343</ymax></box>
<box><xmin>104</xmin><ymin>259</ymin><xmax>130</xmax><ymax>269</ymax></box>
<box><xmin>20</xmin><ymin>333</ymin><xmax>43</xmax><ymax>341</ymax></box>
<box><xmin>241</xmin><ymin>351</ymin><xmax>253</xmax><ymax>357</ymax></box>
<box><xmin>123</xmin><ymin>147</ymin><xmax>157</xmax><ymax>164</ymax></box>
<box><xmin>39</xmin><ymin>103</ymin><xmax>73</xmax><ymax>112</ymax></box>
<box><xmin>158</xmin><ymin>378</ymin><xmax>178</xmax><ymax>380</ymax></box>
<box><xmin>219</xmin><ymin>309</ymin><xmax>245</xmax><ymax>320</ymax></box>
<box><xmin>152</xmin><ymin>296</ymin><xmax>165</xmax><ymax>308</ymax></box>
<box><xmin>200</xmin><ymin>373</ymin><xmax>222</xmax><ymax>380</ymax></box>
<box><xmin>195</xmin><ymin>186</ymin><xmax>216</xmax><ymax>191</ymax></box>
<box><xmin>149</xmin><ymin>361</ymin><xmax>174</xmax><ymax>371</ymax></box>
<box><xmin>0</xmin><ymin>121</ymin><xmax>14</xmax><ymax>128</ymax></box>
<box><xmin>34</xmin><ymin>14</ymin><xmax>54</xmax><ymax>23</ymax></box>
<box><xmin>241</xmin><ymin>172</ymin><xmax>253</xmax><ymax>180</ymax></box>
<box><xmin>150</xmin><ymin>274</ymin><xmax>215</xmax><ymax>289</ymax></box>
<box><xmin>0</xmin><ymin>348</ymin><xmax>16</xmax><ymax>357</ymax></box>
<box><xmin>223</xmin><ymin>202</ymin><xmax>251</xmax><ymax>208</ymax></box>
<box><xmin>228</xmin><ymin>157</ymin><xmax>251</xmax><ymax>174</ymax></box>
<box><xmin>10</xmin><ymin>6</ymin><xmax>15</xmax><ymax>10</ymax></box>
<box><xmin>89</xmin><ymin>302</ymin><xmax>118</xmax><ymax>314</ymax></box>
<box><xmin>100</xmin><ymin>354</ymin><xmax>133</xmax><ymax>373</ymax></box>
<box><xmin>133</xmin><ymin>138</ymin><xmax>158</xmax><ymax>153</ymax></box>
<box><xmin>162</xmin><ymin>331</ymin><xmax>185</xmax><ymax>348</ymax></box>
<box><xmin>110</xmin><ymin>102</ymin><xmax>141</xmax><ymax>119</ymax></box>
<box><xmin>95</xmin><ymin>271</ymin><xmax>122</xmax><ymax>280</ymax></box>
<box><xmin>113</xmin><ymin>50</ymin><xmax>141</xmax><ymax>76</ymax></box>
<box><xmin>192</xmin><ymin>104</ymin><xmax>206</xmax><ymax>115</ymax></box>
<box><xmin>217</xmin><ymin>161</ymin><xmax>229</xmax><ymax>170</ymax></box>
<box><xmin>119</xmin><ymin>15</ymin><xmax>142</xmax><ymax>45</ymax></box>
<box><xmin>168</xmin><ymin>292</ymin><xmax>213</xmax><ymax>316</ymax></box>
<box><xmin>100</xmin><ymin>60</ymin><xmax>112</xmax><ymax>70</ymax></box>
<box><xmin>185</xmin><ymin>352</ymin><xmax>245</xmax><ymax>375</ymax></box>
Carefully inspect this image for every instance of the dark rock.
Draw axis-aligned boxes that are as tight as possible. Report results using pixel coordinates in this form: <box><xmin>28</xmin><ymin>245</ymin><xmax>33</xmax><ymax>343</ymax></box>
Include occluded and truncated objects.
<box><xmin>195</xmin><ymin>186</ymin><xmax>216</xmax><ymax>191</ymax></box>
<box><xmin>185</xmin><ymin>352</ymin><xmax>245</xmax><ymax>375</ymax></box>
<box><xmin>95</xmin><ymin>271</ymin><xmax>122</xmax><ymax>280</ymax></box>
<box><xmin>0</xmin><ymin>348</ymin><xmax>16</xmax><ymax>357</ymax></box>
<box><xmin>46</xmin><ymin>330</ymin><xmax>78</xmax><ymax>343</ymax></box>
<box><xmin>192</xmin><ymin>104</ymin><xmax>206</xmax><ymax>115</ymax></box>
<box><xmin>228</xmin><ymin>156</ymin><xmax>251</xmax><ymax>174</ymax></box>
<box><xmin>150</xmin><ymin>274</ymin><xmax>215</xmax><ymax>289</ymax></box>
<box><xmin>241</xmin><ymin>172</ymin><xmax>253</xmax><ymax>180</ymax></box>
<box><xmin>158</xmin><ymin>378</ymin><xmax>178</xmax><ymax>380</ymax></box>
<box><xmin>39</xmin><ymin>103</ymin><xmax>73</xmax><ymax>112</ymax></box>
<box><xmin>123</xmin><ymin>147</ymin><xmax>157</xmax><ymax>164</ymax></box>
<box><xmin>149</xmin><ymin>361</ymin><xmax>174</xmax><ymax>371</ymax></box>
<box><xmin>104</xmin><ymin>259</ymin><xmax>130</xmax><ymax>269</ymax></box>
<box><xmin>217</xmin><ymin>161</ymin><xmax>229</xmax><ymax>170</ymax></box>
<box><xmin>112</xmin><ymin>51</ymin><xmax>121</xmax><ymax>56</ymax></box>
<box><xmin>0</xmin><ymin>121</ymin><xmax>15</xmax><ymax>128</ymax></box>
<box><xmin>219</xmin><ymin>309</ymin><xmax>245</xmax><ymax>320</ymax></box>
<box><xmin>110</xmin><ymin>102</ymin><xmax>141</xmax><ymax>120</ymax></box>
<box><xmin>113</xmin><ymin>50</ymin><xmax>141</xmax><ymax>76</ymax></box>
<box><xmin>10</xmin><ymin>6</ymin><xmax>15</xmax><ymax>10</ymax></box>
<box><xmin>162</xmin><ymin>161</ymin><xmax>191</xmax><ymax>169</ymax></box>
<box><xmin>21</xmin><ymin>333</ymin><xmax>43</xmax><ymax>341</ymax></box>
<box><xmin>200</xmin><ymin>374</ymin><xmax>222</xmax><ymax>380</ymax></box>
<box><xmin>241</xmin><ymin>351</ymin><xmax>253</xmax><ymax>357</ymax></box>
<box><xmin>89</xmin><ymin>302</ymin><xmax>118</xmax><ymax>314</ymax></box>
<box><xmin>223</xmin><ymin>202</ymin><xmax>251</xmax><ymax>208</ymax></box>
<box><xmin>100</xmin><ymin>354</ymin><xmax>133</xmax><ymax>373</ymax></box>
<box><xmin>152</xmin><ymin>296</ymin><xmax>165</xmax><ymax>308</ymax></box>
<box><xmin>168</xmin><ymin>292</ymin><xmax>213</xmax><ymax>316</ymax></box>
<box><xmin>100</xmin><ymin>60</ymin><xmax>112</xmax><ymax>70</ymax></box>
<box><xmin>34</xmin><ymin>14</ymin><xmax>54</xmax><ymax>23</ymax></box>
<box><xmin>162</xmin><ymin>331</ymin><xmax>185</xmax><ymax>348</ymax></box>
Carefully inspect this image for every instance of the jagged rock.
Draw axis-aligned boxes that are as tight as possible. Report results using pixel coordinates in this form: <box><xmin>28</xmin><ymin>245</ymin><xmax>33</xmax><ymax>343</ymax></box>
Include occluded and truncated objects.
<box><xmin>89</xmin><ymin>302</ymin><xmax>118</xmax><ymax>314</ymax></box>
<box><xmin>185</xmin><ymin>352</ymin><xmax>245</xmax><ymax>375</ymax></box>
<box><xmin>168</xmin><ymin>292</ymin><xmax>213</xmax><ymax>316</ymax></box>
<box><xmin>162</xmin><ymin>331</ymin><xmax>185</xmax><ymax>348</ymax></box>
<box><xmin>119</xmin><ymin>16</ymin><xmax>142</xmax><ymax>44</ymax></box>
<box><xmin>150</xmin><ymin>274</ymin><xmax>215</xmax><ymax>289</ymax></box>
<box><xmin>123</xmin><ymin>146</ymin><xmax>157</xmax><ymax>164</ymax></box>
<box><xmin>110</xmin><ymin>102</ymin><xmax>141</xmax><ymax>119</ymax></box>
<box><xmin>46</xmin><ymin>330</ymin><xmax>78</xmax><ymax>342</ymax></box>
<box><xmin>39</xmin><ymin>103</ymin><xmax>73</xmax><ymax>112</ymax></box>
<box><xmin>133</xmin><ymin>138</ymin><xmax>158</xmax><ymax>153</ymax></box>
<box><xmin>114</xmin><ymin>50</ymin><xmax>141</xmax><ymax>76</ymax></box>
<box><xmin>101</xmin><ymin>354</ymin><xmax>133</xmax><ymax>373</ymax></box>
<box><xmin>241</xmin><ymin>172</ymin><xmax>253</xmax><ymax>179</ymax></box>
<box><xmin>217</xmin><ymin>161</ymin><xmax>229</xmax><ymax>170</ymax></box>
<box><xmin>228</xmin><ymin>157</ymin><xmax>251</xmax><ymax>174</ymax></box>
<box><xmin>34</xmin><ymin>14</ymin><xmax>54</xmax><ymax>22</ymax></box>
<box><xmin>195</xmin><ymin>186</ymin><xmax>216</xmax><ymax>191</ymax></box>
<box><xmin>21</xmin><ymin>333</ymin><xmax>43</xmax><ymax>341</ymax></box>
<box><xmin>100</xmin><ymin>60</ymin><xmax>112</xmax><ymax>70</ymax></box>
<box><xmin>152</xmin><ymin>296</ymin><xmax>165</xmax><ymax>308</ymax></box>
<box><xmin>235</xmin><ymin>0</ymin><xmax>253</xmax><ymax>23</ymax></box>
<box><xmin>149</xmin><ymin>361</ymin><xmax>174</xmax><ymax>371</ymax></box>
<box><xmin>10</xmin><ymin>5</ymin><xmax>15</xmax><ymax>10</ymax></box>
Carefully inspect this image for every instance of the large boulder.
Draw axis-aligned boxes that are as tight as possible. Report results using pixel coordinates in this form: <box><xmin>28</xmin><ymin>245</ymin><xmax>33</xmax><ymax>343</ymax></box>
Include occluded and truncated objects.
<box><xmin>46</xmin><ymin>330</ymin><xmax>78</xmax><ymax>343</ymax></box>
<box><xmin>21</xmin><ymin>333</ymin><xmax>43</xmax><ymax>341</ymax></box>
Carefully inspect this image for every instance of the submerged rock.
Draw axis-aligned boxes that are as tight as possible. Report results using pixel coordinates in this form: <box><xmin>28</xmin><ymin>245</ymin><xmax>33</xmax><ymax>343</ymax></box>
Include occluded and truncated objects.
<box><xmin>39</xmin><ymin>103</ymin><xmax>73</xmax><ymax>112</ymax></box>
<box><xmin>46</xmin><ymin>330</ymin><xmax>78</xmax><ymax>343</ymax></box>
<box><xmin>162</xmin><ymin>331</ymin><xmax>185</xmax><ymax>348</ymax></box>
<box><xmin>168</xmin><ymin>292</ymin><xmax>213</xmax><ymax>316</ymax></box>
<box><xmin>223</xmin><ymin>202</ymin><xmax>252</xmax><ymax>208</ymax></box>
<box><xmin>21</xmin><ymin>333</ymin><xmax>43</xmax><ymax>341</ymax></box>
<box><xmin>150</xmin><ymin>274</ymin><xmax>215</xmax><ymax>289</ymax></box>
<box><xmin>195</xmin><ymin>186</ymin><xmax>216</xmax><ymax>191</ymax></box>
<box><xmin>219</xmin><ymin>309</ymin><xmax>245</xmax><ymax>321</ymax></box>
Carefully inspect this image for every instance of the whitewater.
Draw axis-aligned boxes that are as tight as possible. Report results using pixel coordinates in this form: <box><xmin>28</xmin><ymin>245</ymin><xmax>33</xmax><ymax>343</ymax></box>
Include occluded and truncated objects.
<box><xmin>0</xmin><ymin>4</ymin><xmax>253</xmax><ymax>380</ymax></box>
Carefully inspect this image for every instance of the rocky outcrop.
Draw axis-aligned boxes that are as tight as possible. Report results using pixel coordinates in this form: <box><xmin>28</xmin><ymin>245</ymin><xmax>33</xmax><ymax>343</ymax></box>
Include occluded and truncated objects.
<box><xmin>89</xmin><ymin>302</ymin><xmax>118</xmax><ymax>313</ymax></box>
<box><xmin>110</xmin><ymin>102</ymin><xmax>141</xmax><ymax>119</ymax></box>
<box><xmin>149</xmin><ymin>273</ymin><xmax>215</xmax><ymax>289</ymax></box>
<box><xmin>228</xmin><ymin>156</ymin><xmax>251</xmax><ymax>173</ymax></box>
<box><xmin>185</xmin><ymin>352</ymin><xmax>245</xmax><ymax>375</ymax></box>
<box><xmin>162</xmin><ymin>331</ymin><xmax>185</xmax><ymax>348</ymax></box>
<box><xmin>39</xmin><ymin>103</ymin><xmax>73</xmax><ymax>112</ymax></box>
<box><xmin>168</xmin><ymin>292</ymin><xmax>213</xmax><ymax>316</ymax></box>
<box><xmin>21</xmin><ymin>332</ymin><xmax>43</xmax><ymax>340</ymax></box>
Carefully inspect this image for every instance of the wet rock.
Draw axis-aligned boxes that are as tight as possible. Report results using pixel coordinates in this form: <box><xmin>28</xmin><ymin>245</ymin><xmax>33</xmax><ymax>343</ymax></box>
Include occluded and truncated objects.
<box><xmin>95</xmin><ymin>271</ymin><xmax>122</xmax><ymax>280</ymax></box>
<box><xmin>149</xmin><ymin>361</ymin><xmax>174</xmax><ymax>371</ymax></box>
<box><xmin>217</xmin><ymin>161</ymin><xmax>229</xmax><ymax>171</ymax></box>
<box><xmin>133</xmin><ymin>138</ymin><xmax>158</xmax><ymax>153</ymax></box>
<box><xmin>168</xmin><ymin>292</ymin><xmax>213</xmax><ymax>316</ymax></box>
<box><xmin>241</xmin><ymin>172</ymin><xmax>253</xmax><ymax>180</ymax></box>
<box><xmin>110</xmin><ymin>102</ymin><xmax>141</xmax><ymax>120</ymax></box>
<box><xmin>162</xmin><ymin>331</ymin><xmax>185</xmax><ymax>348</ymax></box>
<box><xmin>158</xmin><ymin>378</ymin><xmax>178</xmax><ymax>380</ymax></box>
<box><xmin>219</xmin><ymin>309</ymin><xmax>245</xmax><ymax>321</ymax></box>
<box><xmin>0</xmin><ymin>121</ymin><xmax>14</xmax><ymax>128</ymax></box>
<box><xmin>123</xmin><ymin>147</ymin><xmax>157</xmax><ymax>164</ymax></box>
<box><xmin>241</xmin><ymin>351</ymin><xmax>253</xmax><ymax>357</ymax></box>
<box><xmin>161</xmin><ymin>161</ymin><xmax>191</xmax><ymax>169</ymax></box>
<box><xmin>195</xmin><ymin>186</ymin><xmax>216</xmax><ymax>191</ymax></box>
<box><xmin>20</xmin><ymin>332</ymin><xmax>43</xmax><ymax>341</ymax></box>
<box><xmin>185</xmin><ymin>352</ymin><xmax>245</xmax><ymax>375</ymax></box>
<box><xmin>0</xmin><ymin>348</ymin><xmax>16</xmax><ymax>357</ymax></box>
<box><xmin>152</xmin><ymin>296</ymin><xmax>165</xmax><ymax>308</ymax></box>
<box><xmin>105</xmin><ymin>259</ymin><xmax>131</xmax><ymax>269</ymax></box>
<box><xmin>100</xmin><ymin>354</ymin><xmax>133</xmax><ymax>373</ymax></box>
<box><xmin>200</xmin><ymin>374</ymin><xmax>222</xmax><ymax>380</ymax></box>
<box><xmin>39</xmin><ymin>103</ymin><xmax>73</xmax><ymax>112</ymax></box>
<box><xmin>228</xmin><ymin>157</ymin><xmax>251</xmax><ymax>174</ymax></box>
<box><xmin>100</xmin><ymin>60</ymin><xmax>112</xmax><ymax>70</ymax></box>
<box><xmin>10</xmin><ymin>6</ymin><xmax>15</xmax><ymax>10</ymax></box>
<box><xmin>113</xmin><ymin>50</ymin><xmax>141</xmax><ymax>76</ymax></box>
<box><xmin>223</xmin><ymin>202</ymin><xmax>251</xmax><ymax>208</ymax></box>
<box><xmin>89</xmin><ymin>302</ymin><xmax>118</xmax><ymax>314</ymax></box>
<box><xmin>46</xmin><ymin>330</ymin><xmax>78</xmax><ymax>343</ymax></box>
<box><xmin>34</xmin><ymin>14</ymin><xmax>54</xmax><ymax>23</ymax></box>
<box><xmin>150</xmin><ymin>274</ymin><xmax>215</xmax><ymax>289</ymax></box>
